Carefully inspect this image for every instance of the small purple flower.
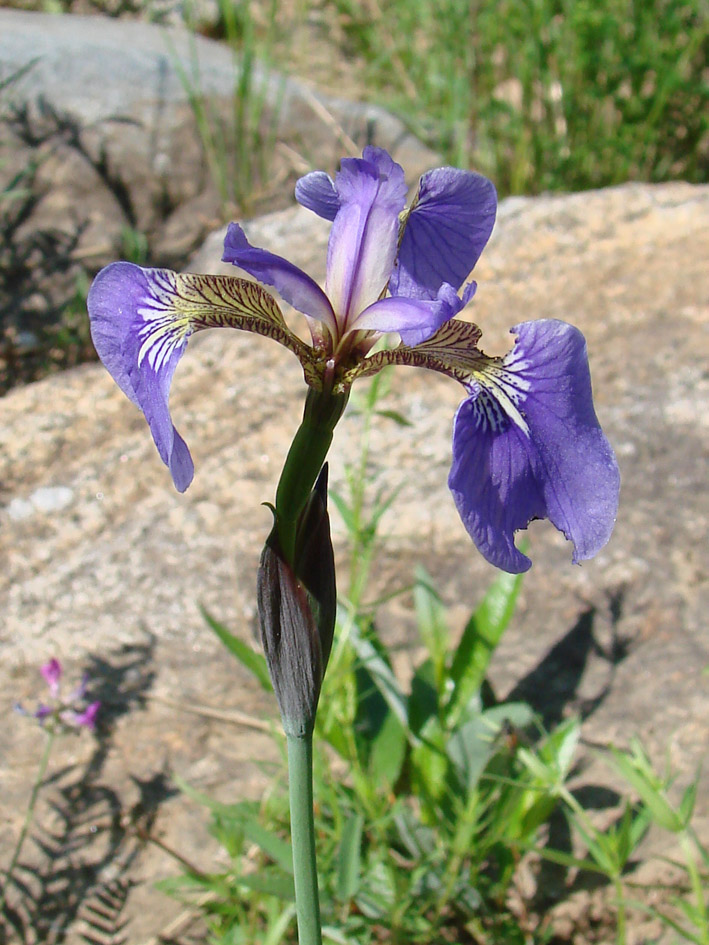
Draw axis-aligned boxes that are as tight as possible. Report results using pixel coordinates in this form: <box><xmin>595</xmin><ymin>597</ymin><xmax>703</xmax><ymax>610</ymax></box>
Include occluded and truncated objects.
<box><xmin>87</xmin><ymin>147</ymin><xmax>618</xmax><ymax>571</ymax></box>
<box><xmin>16</xmin><ymin>661</ymin><xmax>100</xmax><ymax>732</ymax></box>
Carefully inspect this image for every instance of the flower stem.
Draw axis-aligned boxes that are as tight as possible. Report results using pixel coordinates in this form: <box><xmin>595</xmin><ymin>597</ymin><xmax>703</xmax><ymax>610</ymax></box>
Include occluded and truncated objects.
<box><xmin>275</xmin><ymin>387</ymin><xmax>348</xmax><ymax>565</ymax></box>
<box><xmin>287</xmin><ymin>733</ymin><xmax>322</xmax><ymax>945</ymax></box>
<box><xmin>0</xmin><ymin>728</ymin><xmax>56</xmax><ymax>915</ymax></box>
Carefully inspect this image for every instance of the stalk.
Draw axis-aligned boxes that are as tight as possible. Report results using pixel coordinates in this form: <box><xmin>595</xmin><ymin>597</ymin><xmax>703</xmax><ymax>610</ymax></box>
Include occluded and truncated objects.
<box><xmin>275</xmin><ymin>386</ymin><xmax>348</xmax><ymax>564</ymax></box>
<box><xmin>0</xmin><ymin>728</ymin><xmax>55</xmax><ymax>914</ymax></box>
<box><xmin>287</xmin><ymin>734</ymin><xmax>322</xmax><ymax>945</ymax></box>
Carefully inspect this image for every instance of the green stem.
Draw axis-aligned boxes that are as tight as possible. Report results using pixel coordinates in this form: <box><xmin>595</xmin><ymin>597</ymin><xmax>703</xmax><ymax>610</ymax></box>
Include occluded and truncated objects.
<box><xmin>275</xmin><ymin>387</ymin><xmax>348</xmax><ymax>565</ymax></box>
<box><xmin>0</xmin><ymin>728</ymin><xmax>55</xmax><ymax>915</ymax></box>
<box><xmin>614</xmin><ymin>876</ymin><xmax>626</xmax><ymax>945</ymax></box>
<box><xmin>287</xmin><ymin>734</ymin><xmax>322</xmax><ymax>945</ymax></box>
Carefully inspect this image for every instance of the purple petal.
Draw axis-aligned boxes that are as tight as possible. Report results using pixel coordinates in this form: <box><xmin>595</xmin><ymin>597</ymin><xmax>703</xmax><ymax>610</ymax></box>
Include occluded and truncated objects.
<box><xmin>391</xmin><ymin>168</ymin><xmax>497</xmax><ymax>300</ymax></box>
<box><xmin>354</xmin><ymin>281</ymin><xmax>476</xmax><ymax>346</ymax></box>
<box><xmin>88</xmin><ymin>262</ymin><xmax>194</xmax><ymax>492</ymax></box>
<box><xmin>448</xmin><ymin>320</ymin><xmax>620</xmax><ymax>573</ymax></box>
<box><xmin>325</xmin><ymin>149</ymin><xmax>407</xmax><ymax>330</ymax></box>
<box><xmin>71</xmin><ymin>701</ymin><xmax>100</xmax><ymax>730</ymax></box>
<box><xmin>40</xmin><ymin>658</ymin><xmax>62</xmax><ymax>695</ymax></box>
<box><xmin>70</xmin><ymin>673</ymin><xmax>90</xmax><ymax>701</ymax></box>
<box><xmin>34</xmin><ymin>704</ymin><xmax>54</xmax><ymax>722</ymax></box>
<box><xmin>222</xmin><ymin>224</ymin><xmax>337</xmax><ymax>339</ymax></box>
<box><xmin>295</xmin><ymin>170</ymin><xmax>339</xmax><ymax>221</ymax></box>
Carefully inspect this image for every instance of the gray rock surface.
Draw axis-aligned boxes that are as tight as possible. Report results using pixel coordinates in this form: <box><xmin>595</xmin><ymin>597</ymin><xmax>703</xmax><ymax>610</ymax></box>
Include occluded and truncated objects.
<box><xmin>1</xmin><ymin>181</ymin><xmax>708</xmax><ymax>941</ymax></box>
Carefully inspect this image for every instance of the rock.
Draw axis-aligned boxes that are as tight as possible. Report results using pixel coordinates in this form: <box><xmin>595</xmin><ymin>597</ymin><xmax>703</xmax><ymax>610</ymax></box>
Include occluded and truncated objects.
<box><xmin>1</xmin><ymin>181</ymin><xmax>708</xmax><ymax>940</ymax></box>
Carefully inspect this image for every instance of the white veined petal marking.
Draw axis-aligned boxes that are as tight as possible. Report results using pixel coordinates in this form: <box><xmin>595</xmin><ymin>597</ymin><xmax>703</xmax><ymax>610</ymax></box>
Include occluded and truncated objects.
<box><xmin>136</xmin><ymin>270</ymin><xmax>193</xmax><ymax>373</ymax></box>
<box><xmin>471</xmin><ymin>360</ymin><xmax>531</xmax><ymax>436</ymax></box>
<box><xmin>134</xmin><ymin>269</ymin><xmax>294</xmax><ymax>374</ymax></box>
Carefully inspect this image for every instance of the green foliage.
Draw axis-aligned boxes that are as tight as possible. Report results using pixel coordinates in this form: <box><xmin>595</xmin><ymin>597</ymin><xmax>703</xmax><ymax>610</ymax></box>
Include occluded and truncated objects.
<box><xmin>330</xmin><ymin>0</ymin><xmax>708</xmax><ymax>194</ymax></box>
<box><xmin>192</xmin><ymin>375</ymin><xmax>708</xmax><ymax>942</ymax></box>
<box><xmin>169</xmin><ymin>0</ymin><xmax>283</xmax><ymax>217</ymax></box>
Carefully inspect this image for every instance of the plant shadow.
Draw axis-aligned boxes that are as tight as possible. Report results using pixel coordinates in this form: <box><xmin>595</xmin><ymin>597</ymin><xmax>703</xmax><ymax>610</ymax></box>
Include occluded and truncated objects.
<box><xmin>0</xmin><ymin>636</ymin><xmax>178</xmax><ymax>945</ymax></box>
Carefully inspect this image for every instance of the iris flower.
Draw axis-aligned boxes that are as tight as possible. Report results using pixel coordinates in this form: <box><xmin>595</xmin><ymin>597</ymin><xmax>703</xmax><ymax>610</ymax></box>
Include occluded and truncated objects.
<box><xmin>88</xmin><ymin>147</ymin><xmax>619</xmax><ymax>573</ymax></box>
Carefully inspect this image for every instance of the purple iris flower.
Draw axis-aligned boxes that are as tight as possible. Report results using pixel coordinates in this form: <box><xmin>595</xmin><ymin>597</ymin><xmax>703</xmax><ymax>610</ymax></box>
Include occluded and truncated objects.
<box><xmin>87</xmin><ymin>146</ymin><xmax>618</xmax><ymax>572</ymax></box>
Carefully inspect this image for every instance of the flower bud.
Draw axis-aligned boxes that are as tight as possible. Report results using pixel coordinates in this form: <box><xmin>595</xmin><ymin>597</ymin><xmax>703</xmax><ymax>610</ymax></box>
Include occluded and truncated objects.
<box><xmin>257</xmin><ymin>465</ymin><xmax>336</xmax><ymax>737</ymax></box>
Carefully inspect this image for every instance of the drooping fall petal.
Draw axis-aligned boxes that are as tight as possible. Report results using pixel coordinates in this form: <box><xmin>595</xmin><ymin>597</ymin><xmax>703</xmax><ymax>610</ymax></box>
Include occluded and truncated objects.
<box><xmin>88</xmin><ymin>262</ymin><xmax>294</xmax><ymax>491</ymax></box>
<box><xmin>448</xmin><ymin>320</ymin><xmax>620</xmax><ymax>572</ymax></box>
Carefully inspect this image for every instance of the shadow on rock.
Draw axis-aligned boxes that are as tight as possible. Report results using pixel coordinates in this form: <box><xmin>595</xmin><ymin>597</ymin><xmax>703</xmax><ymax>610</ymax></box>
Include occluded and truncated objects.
<box><xmin>506</xmin><ymin>590</ymin><xmax>631</xmax><ymax>731</ymax></box>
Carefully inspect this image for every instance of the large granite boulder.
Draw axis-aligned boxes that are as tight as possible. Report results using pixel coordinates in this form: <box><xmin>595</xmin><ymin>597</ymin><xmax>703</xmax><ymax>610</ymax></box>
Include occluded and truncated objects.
<box><xmin>1</xmin><ymin>181</ymin><xmax>707</xmax><ymax>941</ymax></box>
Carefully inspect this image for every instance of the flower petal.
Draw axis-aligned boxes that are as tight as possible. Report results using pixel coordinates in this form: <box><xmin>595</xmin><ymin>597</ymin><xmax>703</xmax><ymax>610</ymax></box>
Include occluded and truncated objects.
<box><xmin>89</xmin><ymin>262</ymin><xmax>295</xmax><ymax>490</ymax></box>
<box><xmin>448</xmin><ymin>320</ymin><xmax>620</xmax><ymax>572</ymax></box>
<box><xmin>326</xmin><ymin>148</ymin><xmax>407</xmax><ymax>329</ymax></box>
<box><xmin>295</xmin><ymin>170</ymin><xmax>339</xmax><ymax>221</ymax></box>
<box><xmin>222</xmin><ymin>224</ymin><xmax>337</xmax><ymax>339</ymax></box>
<box><xmin>391</xmin><ymin>168</ymin><xmax>497</xmax><ymax>300</ymax></box>
<box><xmin>40</xmin><ymin>658</ymin><xmax>62</xmax><ymax>696</ymax></box>
<box><xmin>352</xmin><ymin>281</ymin><xmax>476</xmax><ymax>346</ymax></box>
<box><xmin>88</xmin><ymin>262</ymin><xmax>196</xmax><ymax>491</ymax></box>
<box><xmin>70</xmin><ymin>701</ymin><xmax>100</xmax><ymax>730</ymax></box>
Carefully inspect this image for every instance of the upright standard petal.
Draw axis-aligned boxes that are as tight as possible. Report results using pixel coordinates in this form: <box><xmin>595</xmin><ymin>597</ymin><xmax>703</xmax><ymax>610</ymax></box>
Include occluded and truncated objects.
<box><xmin>325</xmin><ymin>148</ymin><xmax>407</xmax><ymax>331</ymax></box>
<box><xmin>40</xmin><ymin>659</ymin><xmax>62</xmax><ymax>696</ymax></box>
<box><xmin>295</xmin><ymin>170</ymin><xmax>339</xmax><ymax>221</ymax></box>
<box><xmin>88</xmin><ymin>262</ymin><xmax>195</xmax><ymax>491</ymax></box>
<box><xmin>391</xmin><ymin>168</ymin><xmax>497</xmax><ymax>300</ymax></box>
<box><xmin>448</xmin><ymin>320</ymin><xmax>620</xmax><ymax>573</ymax></box>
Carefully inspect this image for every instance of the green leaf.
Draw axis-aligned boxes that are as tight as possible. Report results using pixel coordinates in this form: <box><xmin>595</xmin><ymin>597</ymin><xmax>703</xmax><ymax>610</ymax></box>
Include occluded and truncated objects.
<box><xmin>263</xmin><ymin>903</ymin><xmax>297</xmax><ymax>945</ymax></box>
<box><xmin>679</xmin><ymin>777</ymin><xmax>699</xmax><ymax>826</ymax></box>
<box><xmin>201</xmin><ymin>605</ymin><xmax>272</xmax><ymax>692</ymax></box>
<box><xmin>240</xmin><ymin>819</ymin><xmax>294</xmax><ymax>875</ymax></box>
<box><xmin>329</xmin><ymin>488</ymin><xmax>355</xmax><ymax>534</ymax></box>
<box><xmin>540</xmin><ymin>717</ymin><xmax>581</xmax><ymax>781</ymax></box>
<box><xmin>175</xmin><ymin>776</ymin><xmax>292</xmax><ymax>873</ymax></box>
<box><xmin>535</xmin><ymin>845</ymin><xmax>609</xmax><ymax>876</ymax></box>
<box><xmin>238</xmin><ymin>868</ymin><xmax>295</xmax><ymax>901</ymax></box>
<box><xmin>349</xmin><ymin>622</ymin><xmax>410</xmax><ymax>735</ymax></box>
<box><xmin>445</xmin><ymin>569</ymin><xmax>523</xmax><ymax>728</ymax></box>
<box><xmin>411</xmin><ymin>715</ymin><xmax>449</xmax><ymax>803</ymax></box>
<box><xmin>374</xmin><ymin>408</ymin><xmax>412</xmax><ymax>426</ymax></box>
<box><xmin>336</xmin><ymin>812</ymin><xmax>364</xmax><ymax>901</ymax></box>
<box><xmin>355</xmin><ymin>859</ymin><xmax>396</xmax><ymax>920</ymax></box>
<box><xmin>605</xmin><ymin>743</ymin><xmax>683</xmax><ymax>832</ymax></box>
<box><xmin>447</xmin><ymin>702</ymin><xmax>533</xmax><ymax>793</ymax></box>
<box><xmin>413</xmin><ymin>566</ymin><xmax>449</xmax><ymax>689</ymax></box>
<box><xmin>367</xmin><ymin>707</ymin><xmax>407</xmax><ymax>788</ymax></box>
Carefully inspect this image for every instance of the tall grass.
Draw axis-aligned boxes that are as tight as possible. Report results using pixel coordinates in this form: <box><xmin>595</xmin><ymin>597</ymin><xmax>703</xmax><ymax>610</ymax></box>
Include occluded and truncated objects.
<box><xmin>171</xmin><ymin>0</ymin><xmax>283</xmax><ymax>216</ymax></box>
<box><xmin>330</xmin><ymin>0</ymin><xmax>708</xmax><ymax>194</ymax></box>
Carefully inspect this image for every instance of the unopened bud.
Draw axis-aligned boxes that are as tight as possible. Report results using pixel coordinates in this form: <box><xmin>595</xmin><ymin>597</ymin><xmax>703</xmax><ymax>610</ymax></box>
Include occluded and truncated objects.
<box><xmin>258</xmin><ymin>465</ymin><xmax>336</xmax><ymax>737</ymax></box>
